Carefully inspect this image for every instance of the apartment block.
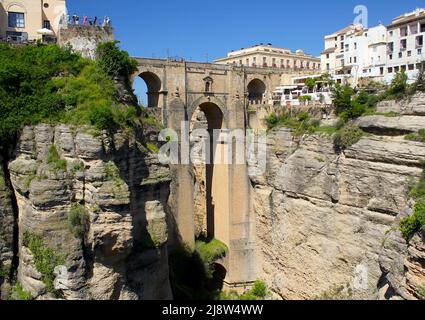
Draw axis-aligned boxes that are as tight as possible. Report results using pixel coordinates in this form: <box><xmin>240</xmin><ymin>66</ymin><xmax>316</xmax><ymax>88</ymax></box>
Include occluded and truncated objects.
<box><xmin>321</xmin><ymin>24</ymin><xmax>387</xmax><ymax>86</ymax></box>
<box><xmin>385</xmin><ymin>8</ymin><xmax>425</xmax><ymax>83</ymax></box>
<box><xmin>215</xmin><ymin>43</ymin><xmax>321</xmax><ymax>72</ymax></box>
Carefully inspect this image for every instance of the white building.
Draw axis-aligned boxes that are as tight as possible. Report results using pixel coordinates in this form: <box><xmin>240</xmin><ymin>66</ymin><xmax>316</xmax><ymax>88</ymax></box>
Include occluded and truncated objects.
<box><xmin>321</xmin><ymin>24</ymin><xmax>387</xmax><ymax>87</ymax></box>
<box><xmin>272</xmin><ymin>74</ymin><xmax>332</xmax><ymax>107</ymax></box>
<box><xmin>385</xmin><ymin>8</ymin><xmax>425</xmax><ymax>84</ymax></box>
<box><xmin>321</xmin><ymin>8</ymin><xmax>425</xmax><ymax>87</ymax></box>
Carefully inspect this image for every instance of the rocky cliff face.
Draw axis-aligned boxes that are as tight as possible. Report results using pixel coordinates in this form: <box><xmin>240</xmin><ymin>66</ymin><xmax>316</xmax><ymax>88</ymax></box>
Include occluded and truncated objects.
<box><xmin>0</xmin><ymin>157</ymin><xmax>15</xmax><ymax>299</ymax></box>
<box><xmin>1</xmin><ymin>124</ymin><xmax>172</xmax><ymax>300</ymax></box>
<box><xmin>251</xmin><ymin>94</ymin><xmax>425</xmax><ymax>300</ymax></box>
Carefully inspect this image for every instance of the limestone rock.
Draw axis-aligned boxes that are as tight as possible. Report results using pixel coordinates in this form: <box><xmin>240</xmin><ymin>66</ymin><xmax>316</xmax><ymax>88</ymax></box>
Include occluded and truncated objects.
<box><xmin>355</xmin><ymin>115</ymin><xmax>425</xmax><ymax>135</ymax></box>
<box><xmin>252</xmin><ymin>119</ymin><xmax>425</xmax><ymax>300</ymax></box>
<box><xmin>7</xmin><ymin>124</ymin><xmax>172</xmax><ymax>300</ymax></box>
<box><xmin>376</xmin><ymin>93</ymin><xmax>425</xmax><ymax>116</ymax></box>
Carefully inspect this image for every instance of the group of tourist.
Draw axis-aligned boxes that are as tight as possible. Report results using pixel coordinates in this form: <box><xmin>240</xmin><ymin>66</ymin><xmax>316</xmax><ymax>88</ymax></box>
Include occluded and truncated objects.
<box><xmin>60</xmin><ymin>14</ymin><xmax>111</xmax><ymax>27</ymax></box>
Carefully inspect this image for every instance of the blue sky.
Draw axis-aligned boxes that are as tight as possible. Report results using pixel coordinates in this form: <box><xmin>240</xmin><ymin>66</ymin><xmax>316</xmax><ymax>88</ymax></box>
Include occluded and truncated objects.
<box><xmin>67</xmin><ymin>0</ymin><xmax>425</xmax><ymax>104</ymax></box>
<box><xmin>68</xmin><ymin>0</ymin><xmax>425</xmax><ymax>60</ymax></box>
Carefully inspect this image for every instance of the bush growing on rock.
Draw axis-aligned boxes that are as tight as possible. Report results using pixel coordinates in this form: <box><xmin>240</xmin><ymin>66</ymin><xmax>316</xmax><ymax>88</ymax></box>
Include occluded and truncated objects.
<box><xmin>9</xmin><ymin>282</ymin><xmax>32</xmax><ymax>300</ymax></box>
<box><xmin>0</xmin><ymin>42</ymin><xmax>143</xmax><ymax>147</ymax></box>
<box><xmin>333</xmin><ymin>125</ymin><xmax>364</xmax><ymax>149</ymax></box>
<box><xmin>47</xmin><ymin>145</ymin><xmax>67</xmax><ymax>171</ymax></box>
<box><xmin>68</xmin><ymin>204</ymin><xmax>90</xmax><ymax>240</ymax></box>
<box><xmin>22</xmin><ymin>232</ymin><xmax>66</xmax><ymax>295</ymax></box>
<box><xmin>400</xmin><ymin>162</ymin><xmax>425</xmax><ymax>241</ymax></box>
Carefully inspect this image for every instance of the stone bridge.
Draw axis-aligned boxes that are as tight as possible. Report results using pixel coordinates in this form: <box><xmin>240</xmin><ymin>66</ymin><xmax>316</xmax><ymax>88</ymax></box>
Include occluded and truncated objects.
<box><xmin>132</xmin><ymin>58</ymin><xmax>306</xmax><ymax>288</ymax></box>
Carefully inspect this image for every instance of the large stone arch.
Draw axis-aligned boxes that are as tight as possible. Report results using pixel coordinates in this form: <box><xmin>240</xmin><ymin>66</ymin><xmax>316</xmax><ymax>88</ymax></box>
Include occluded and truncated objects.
<box><xmin>189</xmin><ymin>101</ymin><xmax>229</xmax><ymax>244</ymax></box>
<box><xmin>188</xmin><ymin>96</ymin><xmax>228</xmax><ymax>129</ymax></box>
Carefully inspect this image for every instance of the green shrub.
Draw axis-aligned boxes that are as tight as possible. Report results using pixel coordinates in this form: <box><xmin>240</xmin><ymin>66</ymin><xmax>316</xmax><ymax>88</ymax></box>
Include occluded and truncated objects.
<box><xmin>68</xmin><ymin>204</ymin><xmax>90</xmax><ymax>239</ymax></box>
<box><xmin>305</xmin><ymin>77</ymin><xmax>316</xmax><ymax>90</ymax></box>
<box><xmin>405</xmin><ymin>129</ymin><xmax>425</xmax><ymax>143</ymax></box>
<box><xmin>0</xmin><ymin>263</ymin><xmax>11</xmax><ymax>280</ymax></box>
<box><xmin>334</xmin><ymin>125</ymin><xmax>364</xmax><ymax>149</ymax></box>
<box><xmin>332</xmin><ymin>84</ymin><xmax>355</xmax><ymax>115</ymax></box>
<box><xmin>47</xmin><ymin>145</ymin><xmax>67</xmax><ymax>171</ymax></box>
<box><xmin>0</xmin><ymin>43</ymin><xmax>141</xmax><ymax>147</ymax></box>
<box><xmin>399</xmin><ymin>200</ymin><xmax>425</xmax><ymax>241</ymax></box>
<box><xmin>389</xmin><ymin>71</ymin><xmax>408</xmax><ymax>98</ymax></box>
<box><xmin>220</xmin><ymin>281</ymin><xmax>268</xmax><ymax>301</ymax></box>
<box><xmin>266</xmin><ymin>112</ymin><xmax>278</xmax><ymax>129</ymax></box>
<box><xmin>9</xmin><ymin>282</ymin><xmax>33</xmax><ymax>300</ymax></box>
<box><xmin>22</xmin><ymin>232</ymin><xmax>66</xmax><ymax>295</ymax></box>
<box><xmin>195</xmin><ymin>239</ymin><xmax>228</xmax><ymax>279</ymax></box>
<box><xmin>409</xmin><ymin>162</ymin><xmax>425</xmax><ymax>199</ymax></box>
<box><xmin>95</xmin><ymin>41</ymin><xmax>138</xmax><ymax>82</ymax></box>
<box><xmin>250</xmin><ymin>280</ymin><xmax>267</xmax><ymax>298</ymax></box>
<box><xmin>299</xmin><ymin>95</ymin><xmax>312</xmax><ymax>102</ymax></box>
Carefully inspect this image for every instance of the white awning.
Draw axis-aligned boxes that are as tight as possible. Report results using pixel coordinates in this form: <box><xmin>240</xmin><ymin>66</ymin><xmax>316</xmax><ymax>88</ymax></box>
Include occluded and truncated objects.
<box><xmin>37</xmin><ymin>28</ymin><xmax>54</xmax><ymax>35</ymax></box>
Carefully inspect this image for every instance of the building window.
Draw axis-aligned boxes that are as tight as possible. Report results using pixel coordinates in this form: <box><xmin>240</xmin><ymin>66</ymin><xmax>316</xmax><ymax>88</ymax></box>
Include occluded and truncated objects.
<box><xmin>421</xmin><ymin>23</ymin><xmax>425</xmax><ymax>33</ymax></box>
<box><xmin>408</xmin><ymin>51</ymin><xmax>412</xmax><ymax>57</ymax></box>
<box><xmin>394</xmin><ymin>66</ymin><xmax>400</xmax><ymax>72</ymax></box>
<box><xmin>8</xmin><ymin>12</ymin><xmax>25</xmax><ymax>28</ymax></box>
<box><xmin>43</xmin><ymin>3</ymin><xmax>49</xmax><ymax>8</ymax></box>
<box><xmin>354</xmin><ymin>43</ymin><xmax>357</xmax><ymax>50</ymax></box>
<box><xmin>417</xmin><ymin>35</ymin><xmax>423</xmax><ymax>47</ymax></box>
<box><xmin>43</xmin><ymin>20</ymin><xmax>51</xmax><ymax>30</ymax></box>
<box><xmin>389</xmin><ymin>30</ymin><xmax>394</xmax><ymax>37</ymax></box>
<box><xmin>262</xmin><ymin>57</ymin><xmax>267</xmax><ymax>67</ymax></box>
<box><xmin>326</xmin><ymin>63</ymin><xmax>330</xmax><ymax>71</ymax></box>
<box><xmin>399</xmin><ymin>52</ymin><xmax>403</xmax><ymax>58</ymax></box>
<box><xmin>6</xmin><ymin>31</ymin><xmax>27</xmax><ymax>42</ymax></box>
<box><xmin>380</xmin><ymin>67</ymin><xmax>384</xmax><ymax>75</ymax></box>
<box><xmin>410</xmin><ymin>24</ymin><xmax>418</xmax><ymax>34</ymax></box>
<box><xmin>400</xmin><ymin>26</ymin><xmax>408</xmax><ymax>37</ymax></box>
<box><xmin>354</xmin><ymin>57</ymin><xmax>357</xmax><ymax>63</ymax></box>
<box><xmin>387</xmin><ymin>42</ymin><xmax>394</xmax><ymax>53</ymax></box>
<box><xmin>418</xmin><ymin>48</ymin><xmax>423</xmax><ymax>55</ymax></box>
<box><xmin>388</xmin><ymin>67</ymin><xmax>393</xmax><ymax>73</ymax></box>
<box><xmin>400</xmin><ymin>39</ymin><xmax>407</xmax><ymax>50</ymax></box>
<box><xmin>408</xmin><ymin>64</ymin><xmax>415</xmax><ymax>71</ymax></box>
<box><xmin>326</xmin><ymin>54</ymin><xmax>329</xmax><ymax>59</ymax></box>
<box><xmin>389</xmin><ymin>54</ymin><xmax>393</xmax><ymax>60</ymax></box>
<box><xmin>272</xmin><ymin>58</ymin><xmax>276</xmax><ymax>67</ymax></box>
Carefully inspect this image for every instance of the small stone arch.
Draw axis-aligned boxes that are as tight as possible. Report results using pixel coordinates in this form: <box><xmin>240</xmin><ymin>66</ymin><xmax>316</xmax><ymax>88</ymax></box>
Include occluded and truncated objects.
<box><xmin>203</xmin><ymin>76</ymin><xmax>214</xmax><ymax>93</ymax></box>
<box><xmin>135</xmin><ymin>71</ymin><xmax>162</xmax><ymax>108</ymax></box>
<box><xmin>247</xmin><ymin>78</ymin><xmax>266</xmax><ymax>104</ymax></box>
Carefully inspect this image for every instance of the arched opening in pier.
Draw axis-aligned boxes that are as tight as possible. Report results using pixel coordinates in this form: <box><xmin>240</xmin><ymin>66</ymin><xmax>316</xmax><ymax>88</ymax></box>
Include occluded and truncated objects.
<box><xmin>134</xmin><ymin>71</ymin><xmax>161</xmax><ymax>108</ymax></box>
<box><xmin>190</xmin><ymin>102</ymin><xmax>227</xmax><ymax>241</ymax></box>
<box><xmin>247</xmin><ymin>79</ymin><xmax>266</xmax><ymax>104</ymax></box>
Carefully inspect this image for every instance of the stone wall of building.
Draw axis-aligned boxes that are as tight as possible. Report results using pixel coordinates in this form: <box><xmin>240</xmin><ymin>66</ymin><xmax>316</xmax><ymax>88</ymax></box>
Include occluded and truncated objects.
<box><xmin>58</xmin><ymin>25</ymin><xmax>114</xmax><ymax>59</ymax></box>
